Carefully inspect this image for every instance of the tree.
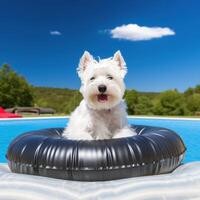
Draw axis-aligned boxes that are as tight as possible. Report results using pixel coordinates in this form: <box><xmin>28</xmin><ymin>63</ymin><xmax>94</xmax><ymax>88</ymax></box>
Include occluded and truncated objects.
<box><xmin>124</xmin><ymin>90</ymin><xmax>138</xmax><ymax>115</ymax></box>
<box><xmin>0</xmin><ymin>64</ymin><xmax>34</xmax><ymax>108</ymax></box>
<box><xmin>186</xmin><ymin>93</ymin><xmax>200</xmax><ymax>114</ymax></box>
<box><xmin>194</xmin><ymin>85</ymin><xmax>200</xmax><ymax>94</ymax></box>
<box><xmin>135</xmin><ymin>96</ymin><xmax>153</xmax><ymax>115</ymax></box>
<box><xmin>184</xmin><ymin>87</ymin><xmax>194</xmax><ymax>97</ymax></box>
<box><xmin>153</xmin><ymin>90</ymin><xmax>188</xmax><ymax>116</ymax></box>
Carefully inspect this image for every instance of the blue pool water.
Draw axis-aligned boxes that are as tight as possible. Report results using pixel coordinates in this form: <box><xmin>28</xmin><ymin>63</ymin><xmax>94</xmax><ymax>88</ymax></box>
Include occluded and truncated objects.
<box><xmin>0</xmin><ymin>117</ymin><xmax>200</xmax><ymax>163</ymax></box>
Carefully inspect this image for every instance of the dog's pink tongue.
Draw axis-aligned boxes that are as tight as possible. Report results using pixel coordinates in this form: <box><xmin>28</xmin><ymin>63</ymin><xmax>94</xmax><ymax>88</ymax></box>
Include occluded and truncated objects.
<box><xmin>98</xmin><ymin>94</ymin><xmax>108</xmax><ymax>102</ymax></box>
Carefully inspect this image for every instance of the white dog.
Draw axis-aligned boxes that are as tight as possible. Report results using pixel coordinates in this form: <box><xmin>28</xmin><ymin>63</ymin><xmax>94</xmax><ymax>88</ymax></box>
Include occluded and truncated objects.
<box><xmin>63</xmin><ymin>51</ymin><xmax>136</xmax><ymax>140</ymax></box>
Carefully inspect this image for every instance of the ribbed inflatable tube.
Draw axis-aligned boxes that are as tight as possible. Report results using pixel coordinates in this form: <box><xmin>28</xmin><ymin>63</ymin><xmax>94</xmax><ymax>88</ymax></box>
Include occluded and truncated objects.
<box><xmin>6</xmin><ymin>125</ymin><xmax>186</xmax><ymax>181</ymax></box>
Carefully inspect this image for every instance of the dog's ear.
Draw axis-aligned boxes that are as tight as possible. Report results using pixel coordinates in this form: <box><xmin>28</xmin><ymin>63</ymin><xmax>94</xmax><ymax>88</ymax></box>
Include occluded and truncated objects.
<box><xmin>113</xmin><ymin>51</ymin><xmax>127</xmax><ymax>78</ymax></box>
<box><xmin>77</xmin><ymin>51</ymin><xmax>93</xmax><ymax>79</ymax></box>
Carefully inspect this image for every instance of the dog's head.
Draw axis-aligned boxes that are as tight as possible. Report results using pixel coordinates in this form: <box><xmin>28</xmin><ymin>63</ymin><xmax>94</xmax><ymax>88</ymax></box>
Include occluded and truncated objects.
<box><xmin>77</xmin><ymin>51</ymin><xmax>127</xmax><ymax>110</ymax></box>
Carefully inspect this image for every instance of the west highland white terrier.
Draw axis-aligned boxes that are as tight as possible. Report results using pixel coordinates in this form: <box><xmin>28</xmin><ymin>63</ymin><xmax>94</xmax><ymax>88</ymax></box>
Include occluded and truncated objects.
<box><xmin>63</xmin><ymin>51</ymin><xmax>136</xmax><ymax>140</ymax></box>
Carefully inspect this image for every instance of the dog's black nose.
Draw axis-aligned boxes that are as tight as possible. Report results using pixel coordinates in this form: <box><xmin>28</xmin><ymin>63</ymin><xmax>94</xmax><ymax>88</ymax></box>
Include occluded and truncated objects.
<box><xmin>98</xmin><ymin>85</ymin><xmax>107</xmax><ymax>93</ymax></box>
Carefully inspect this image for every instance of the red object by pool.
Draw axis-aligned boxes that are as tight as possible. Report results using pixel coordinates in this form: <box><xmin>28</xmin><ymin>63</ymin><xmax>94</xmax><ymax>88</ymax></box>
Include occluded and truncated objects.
<box><xmin>0</xmin><ymin>107</ymin><xmax>22</xmax><ymax>118</ymax></box>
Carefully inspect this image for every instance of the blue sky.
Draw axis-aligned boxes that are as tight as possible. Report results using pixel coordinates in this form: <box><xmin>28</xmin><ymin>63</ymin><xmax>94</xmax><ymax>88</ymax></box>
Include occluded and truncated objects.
<box><xmin>0</xmin><ymin>0</ymin><xmax>200</xmax><ymax>92</ymax></box>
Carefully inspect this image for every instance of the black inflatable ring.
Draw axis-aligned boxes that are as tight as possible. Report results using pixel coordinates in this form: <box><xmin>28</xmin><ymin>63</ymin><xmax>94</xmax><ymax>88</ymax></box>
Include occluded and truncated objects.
<box><xmin>7</xmin><ymin>125</ymin><xmax>186</xmax><ymax>181</ymax></box>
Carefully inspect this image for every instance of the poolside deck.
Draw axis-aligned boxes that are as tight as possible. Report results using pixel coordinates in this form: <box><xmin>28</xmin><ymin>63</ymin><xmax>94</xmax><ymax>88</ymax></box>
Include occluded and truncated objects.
<box><xmin>0</xmin><ymin>162</ymin><xmax>200</xmax><ymax>200</ymax></box>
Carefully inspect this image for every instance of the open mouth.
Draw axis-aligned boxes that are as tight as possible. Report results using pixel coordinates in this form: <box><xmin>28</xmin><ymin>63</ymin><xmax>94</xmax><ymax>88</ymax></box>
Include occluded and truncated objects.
<box><xmin>97</xmin><ymin>94</ymin><xmax>108</xmax><ymax>102</ymax></box>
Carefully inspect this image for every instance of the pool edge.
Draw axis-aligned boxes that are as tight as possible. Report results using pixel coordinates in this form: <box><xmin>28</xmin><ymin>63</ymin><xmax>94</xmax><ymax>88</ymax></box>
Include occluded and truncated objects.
<box><xmin>0</xmin><ymin>115</ymin><xmax>200</xmax><ymax>121</ymax></box>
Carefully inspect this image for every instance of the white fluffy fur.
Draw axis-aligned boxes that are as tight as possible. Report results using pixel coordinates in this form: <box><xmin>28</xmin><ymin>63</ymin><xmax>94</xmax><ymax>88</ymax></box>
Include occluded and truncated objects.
<box><xmin>63</xmin><ymin>51</ymin><xmax>136</xmax><ymax>140</ymax></box>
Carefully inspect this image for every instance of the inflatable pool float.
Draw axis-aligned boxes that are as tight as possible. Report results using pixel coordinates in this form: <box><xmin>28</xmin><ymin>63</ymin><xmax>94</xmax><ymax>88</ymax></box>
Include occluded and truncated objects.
<box><xmin>6</xmin><ymin>125</ymin><xmax>186</xmax><ymax>181</ymax></box>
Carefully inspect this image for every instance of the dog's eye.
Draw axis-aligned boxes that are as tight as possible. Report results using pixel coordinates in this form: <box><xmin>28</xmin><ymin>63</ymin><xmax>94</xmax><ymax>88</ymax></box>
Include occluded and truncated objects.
<box><xmin>107</xmin><ymin>75</ymin><xmax>113</xmax><ymax>80</ymax></box>
<box><xmin>90</xmin><ymin>77</ymin><xmax>95</xmax><ymax>81</ymax></box>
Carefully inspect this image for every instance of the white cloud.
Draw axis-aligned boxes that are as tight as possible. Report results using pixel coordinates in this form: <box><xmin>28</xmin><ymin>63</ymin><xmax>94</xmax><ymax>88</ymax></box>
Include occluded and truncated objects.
<box><xmin>110</xmin><ymin>24</ymin><xmax>175</xmax><ymax>41</ymax></box>
<box><xmin>50</xmin><ymin>31</ymin><xmax>62</xmax><ymax>36</ymax></box>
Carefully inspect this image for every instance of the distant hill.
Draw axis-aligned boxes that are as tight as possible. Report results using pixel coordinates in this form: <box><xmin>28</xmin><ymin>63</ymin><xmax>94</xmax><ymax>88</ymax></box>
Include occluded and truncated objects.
<box><xmin>2</xmin><ymin>64</ymin><xmax>199</xmax><ymax>116</ymax></box>
<box><xmin>33</xmin><ymin>86</ymin><xmax>159</xmax><ymax>114</ymax></box>
<box><xmin>33</xmin><ymin>87</ymin><xmax>83</xmax><ymax>114</ymax></box>
<box><xmin>137</xmin><ymin>91</ymin><xmax>159</xmax><ymax>99</ymax></box>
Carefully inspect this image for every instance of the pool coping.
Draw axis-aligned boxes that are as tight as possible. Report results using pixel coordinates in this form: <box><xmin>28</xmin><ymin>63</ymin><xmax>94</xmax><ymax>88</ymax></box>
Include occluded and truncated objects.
<box><xmin>0</xmin><ymin>116</ymin><xmax>200</xmax><ymax>121</ymax></box>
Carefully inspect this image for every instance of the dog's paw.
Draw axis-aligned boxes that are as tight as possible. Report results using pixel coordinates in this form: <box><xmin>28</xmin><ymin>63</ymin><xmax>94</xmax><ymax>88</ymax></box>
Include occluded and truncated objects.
<box><xmin>113</xmin><ymin>127</ymin><xmax>136</xmax><ymax>139</ymax></box>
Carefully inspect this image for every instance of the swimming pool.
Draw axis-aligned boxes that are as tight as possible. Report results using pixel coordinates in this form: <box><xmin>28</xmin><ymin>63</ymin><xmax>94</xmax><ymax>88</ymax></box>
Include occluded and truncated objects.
<box><xmin>0</xmin><ymin>117</ymin><xmax>199</xmax><ymax>163</ymax></box>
